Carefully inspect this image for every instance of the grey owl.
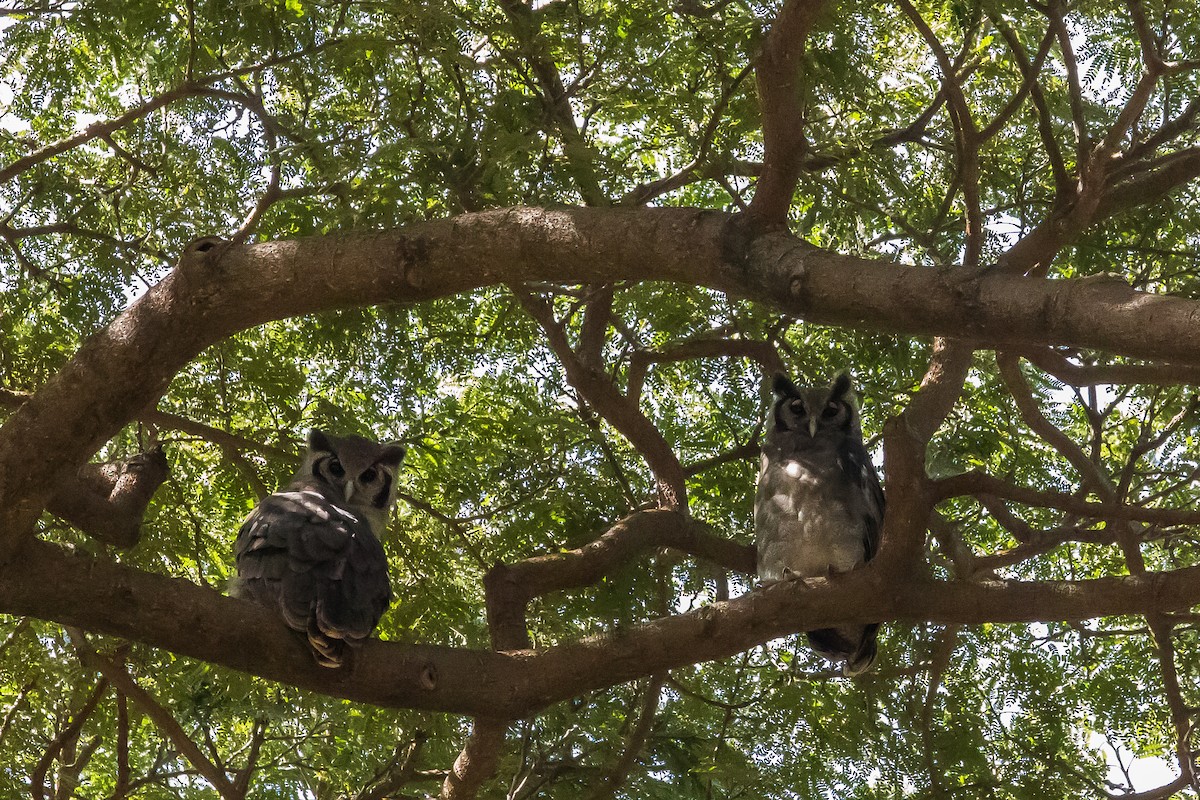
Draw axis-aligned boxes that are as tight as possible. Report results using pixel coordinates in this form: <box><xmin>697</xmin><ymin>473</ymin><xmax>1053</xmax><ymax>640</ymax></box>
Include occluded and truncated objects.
<box><xmin>230</xmin><ymin>429</ymin><xmax>405</xmax><ymax>668</ymax></box>
<box><xmin>754</xmin><ymin>372</ymin><xmax>885</xmax><ymax>676</ymax></box>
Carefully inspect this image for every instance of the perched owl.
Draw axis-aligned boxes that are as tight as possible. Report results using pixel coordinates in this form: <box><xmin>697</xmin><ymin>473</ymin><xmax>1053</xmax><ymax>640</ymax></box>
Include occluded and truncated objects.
<box><xmin>230</xmin><ymin>430</ymin><xmax>405</xmax><ymax>668</ymax></box>
<box><xmin>755</xmin><ymin>371</ymin><xmax>885</xmax><ymax>676</ymax></box>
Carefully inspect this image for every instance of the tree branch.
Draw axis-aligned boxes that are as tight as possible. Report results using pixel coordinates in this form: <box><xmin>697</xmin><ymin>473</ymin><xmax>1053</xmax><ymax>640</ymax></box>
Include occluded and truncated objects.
<box><xmin>30</xmin><ymin>677</ymin><xmax>108</xmax><ymax>800</ymax></box>
<box><xmin>584</xmin><ymin>673</ymin><xmax>665</xmax><ymax>800</ymax></box>
<box><xmin>70</xmin><ymin>635</ymin><xmax>242</xmax><ymax>799</ymax></box>
<box><xmin>11</xmin><ymin>536</ymin><xmax>1200</xmax><ymax>717</ymax></box>
<box><xmin>747</xmin><ymin>0</ymin><xmax>829</xmax><ymax>227</ymax></box>
<box><xmin>1016</xmin><ymin>346</ymin><xmax>1200</xmax><ymax>387</ymax></box>
<box><xmin>996</xmin><ymin>351</ymin><xmax>1114</xmax><ymax>498</ymax></box>
<box><xmin>10</xmin><ymin>207</ymin><xmax>1200</xmax><ymax>561</ymax></box>
<box><xmin>515</xmin><ymin>287</ymin><xmax>688</xmax><ymax>507</ymax></box>
<box><xmin>931</xmin><ymin>470</ymin><xmax>1200</xmax><ymax>526</ymax></box>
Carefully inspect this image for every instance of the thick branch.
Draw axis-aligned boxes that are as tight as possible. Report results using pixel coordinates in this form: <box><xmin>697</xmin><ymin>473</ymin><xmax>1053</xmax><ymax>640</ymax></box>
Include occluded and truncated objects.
<box><xmin>10</xmin><ymin>207</ymin><xmax>1200</xmax><ymax>558</ymax></box>
<box><xmin>748</xmin><ymin>0</ymin><xmax>828</xmax><ymax>226</ymax></box>
<box><xmin>485</xmin><ymin>509</ymin><xmax>753</xmax><ymax>653</ymax></box>
<box><xmin>12</xmin><ymin>537</ymin><xmax>1200</xmax><ymax>716</ymax></box>
<box><xmin>440</xmin><ymin>720</ymin><xmax>506</xmax><ymax>800</ymax></box>
<box><xmin>45</xmin><ymin>449</ymin><xmax>169</xmax><ymax>547</ymax></box>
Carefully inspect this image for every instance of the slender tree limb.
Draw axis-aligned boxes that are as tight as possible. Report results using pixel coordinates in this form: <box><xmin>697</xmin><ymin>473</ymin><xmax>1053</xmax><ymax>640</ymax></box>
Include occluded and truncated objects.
<box><xmin>0</xmin><ymin>83</ymin><xmax>208</xmax><ymax>185</ymax></box>
<box><xmin>30</xmin><ymin>677</ymin><xmax>109</xmax><ymax>800</ymax></box>
<box><xmin>932</xmin><ymin>470</ymin><xmax>1200</xmax><ymax>527</ymax></box>
<box><xmin>584</xmin><ymin>673</ymin><xmax>666</xmax><ymax>800</ymax></box>
<box><xmin>515</xmin><ymin>287</ymin><xmax>688</xmax><ymax>507</ymax></box>
<box><xmin>1098</xmin><ymin>148</ymin><xmax>1200</xmax><ymax>219</ymax></box>
<box><xmin>0</xmin><ymin>41</ymin><xmax>336</xmax><ymax>185</ymax></box>
<box><xmin>897</xmin><ymin>0</ymin><xmax>983</xmax><ymax>266</ymax></box>
<box><xmin>113</xmin><ymin>693</ymin><xmax>130</xmax><ymax>799</ymax></box>
<box><xmin>996</xmin><ymin>351</ymin><xmax>1114</xmax><ymax>498</ymax></box>
<box><xmin>359</xmin><ymin>732</ymin><xmax>427</xmax><ymax>800</ymax></box>
<box><xmin>1124</xmin><ymin>98</ymin><xmax>1200</xmax><ymax>163</ymax></box>
<box><xmin>620</xmin><ymin>63</ymin><xmax>755</xmax><ymax>206</ymax></box>
<box><xmin>986</xmin><ymin>9</ymin><xmax>1071</xmax><ymax>201</ymax></box>
<box><xmin>1016</xmin><ymin>346</ymin><xmax>1200</xmax><ymax>387</ymax></box>
<box><xmin>69</xmin><ymin>634</ymin><xmax>242</xmax><ymax>799</ymax></box>
<box><xmin>979</xmin><ymin>24</ymin><xmax>1056</xmax><ymax>142</ymax></box>
<box><xmin>920</xmin><ymin>626</ymin><xmax>959</xmax><ymax>799</ymax></box>
<box><xmin>231</xmin><ymin>719</ymin><xmax>268</xmax><ymax>798</ymax></box>
<box><xmin>626</xmin><ymin>336</ymin><xmax>782</xmax><ymax>404</ymax></box>
<box><xmin>498</xmin><ymin>0</ymin><xmax>607</xmax><ymax>205</ymax></box>
<box><xmin>683</xmin><ymin>441</ymin><xmax>759</xmax><ymax>477</ymax></box>
<box><xmin>488</xmin><ymin>510</ymin><xmax>754</xmax><ymax>612</ymax></box>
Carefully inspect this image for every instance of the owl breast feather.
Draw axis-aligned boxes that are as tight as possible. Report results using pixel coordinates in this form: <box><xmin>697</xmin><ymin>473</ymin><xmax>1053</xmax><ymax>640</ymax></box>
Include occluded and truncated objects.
<box><xmin>754</xmin><ymin>458</ymin><xmax>868</xmax><ymax>582</ymax></box>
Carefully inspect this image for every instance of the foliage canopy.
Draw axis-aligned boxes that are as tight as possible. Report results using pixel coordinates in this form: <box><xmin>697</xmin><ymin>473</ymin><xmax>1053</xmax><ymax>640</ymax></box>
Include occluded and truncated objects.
<box><xmin>2</xmin><ymin>0</ymin><xmax>1200</xmax><ymax>798</ymax></box>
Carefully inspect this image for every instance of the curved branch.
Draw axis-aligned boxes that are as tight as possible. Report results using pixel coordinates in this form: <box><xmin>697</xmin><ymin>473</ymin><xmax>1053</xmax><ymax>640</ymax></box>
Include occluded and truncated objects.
<box><xmin>996</xmin><ymin>351</ymin><xmax>1114</xmax><ymax>498</ymax></box>
<box><xmin>515</xmin><ymin>287</ymin><xmax>688</xmax><ymax>507</ymax></box>
<box><xmin>9</xmin><ymin>207</ymin><xmax>1200</xmax><ymax>558</ymax></box>
<box><xmin>10</xmin><ymin>537</ymin><xmax>1200</xmax><ymax>717</ymax></box>
<box><xmin>931</xmin><ymin>470</ymin><xmax>1200</xmax><ymax>526</ymax></box>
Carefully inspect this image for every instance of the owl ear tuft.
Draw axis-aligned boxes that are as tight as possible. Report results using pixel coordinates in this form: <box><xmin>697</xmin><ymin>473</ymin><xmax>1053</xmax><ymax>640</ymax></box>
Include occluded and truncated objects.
<box><xmin>378</xmin><ymin>442</ymin><xmax>407</xmax><ymax>468</ymax></box>
<box><xmin>771</xmin><ymin>372</ymin><xmax>800</xmax><ymax>397</ymax></box>
<box><xmin>307</xmin><ymin>429</ymin><xmax>334</xmax><ymax>454</ymax></box>
<box><xmin>829</xmin><ymin>371</ymin><xmax>853</xmax><ymax>400</ymax></box>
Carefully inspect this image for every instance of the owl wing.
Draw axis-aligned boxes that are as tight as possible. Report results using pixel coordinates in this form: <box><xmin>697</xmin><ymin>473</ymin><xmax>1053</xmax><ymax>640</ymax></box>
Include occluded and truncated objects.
<box><xmin>234</xmin><ymin>487</ymin><xmax>393</xmax><ymax>644</ymax></box>
<box><xmin>838</xmin><ymin>438</ymin><xmax>885</xmax><ymax>563</ymax></box>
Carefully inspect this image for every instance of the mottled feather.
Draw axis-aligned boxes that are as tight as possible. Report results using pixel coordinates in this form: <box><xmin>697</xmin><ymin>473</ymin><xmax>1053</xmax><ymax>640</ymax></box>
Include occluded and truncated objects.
<box><xmin>755</xmin><ymin>372</ymin><xmax>885</xmax><ymax>675</ymax></box>
<box><xmin>230</xmin><ymin>430</ymin><xmax>404</xmax><ymax>667</ymax></box>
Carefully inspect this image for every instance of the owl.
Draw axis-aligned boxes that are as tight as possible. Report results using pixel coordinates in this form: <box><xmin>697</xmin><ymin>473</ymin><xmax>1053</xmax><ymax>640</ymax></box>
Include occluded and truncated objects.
<box><xmin>230</xmin><ymin>430</ymin><xmax>406</xmax><ymax>668</ymax></box>
<box><xmin>754</xmin><ymin>371</ymin><xmax>885</xmax><ymax>676</ymax></box>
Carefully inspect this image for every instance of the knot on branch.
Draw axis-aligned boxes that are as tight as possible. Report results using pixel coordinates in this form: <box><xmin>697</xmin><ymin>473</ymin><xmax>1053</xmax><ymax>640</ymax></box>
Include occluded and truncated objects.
<box><xmin>419</xmin><ymin>663</ymin><xmax>438</xmax><ymax>691</ymax></box>
<box><xmin>181</xmin><ymin>236</ymin><xmax>231</xmax><ymax>260</ymax></box>
<box><xmin>46</xmin><ymin>447</ymin><xmax>169</xmax><ymax>547</ymax></box>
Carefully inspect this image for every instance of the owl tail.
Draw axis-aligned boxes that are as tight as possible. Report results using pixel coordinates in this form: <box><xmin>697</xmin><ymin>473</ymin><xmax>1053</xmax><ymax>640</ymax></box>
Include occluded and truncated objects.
<box><xmin>306</xmin><ymin>616</ymin><xmax>349</xmax><ymax>668</ymax></box>
<box><xmin>807</xmin><ymin>623</ymin><xmax>879</xmax><ymax>676</ymax></box>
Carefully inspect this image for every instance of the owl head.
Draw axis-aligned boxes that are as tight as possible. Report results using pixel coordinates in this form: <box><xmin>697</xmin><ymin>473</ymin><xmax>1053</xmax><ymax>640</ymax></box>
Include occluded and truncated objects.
<box><xmin>299</xmin><ymin>429</ymin><xmax>407</xmax><ymax>519</ymax></box>
<box><xmin>768</xmin><ymin>371</ymin><xmax>861</xmax><ymax>442</ymax></box>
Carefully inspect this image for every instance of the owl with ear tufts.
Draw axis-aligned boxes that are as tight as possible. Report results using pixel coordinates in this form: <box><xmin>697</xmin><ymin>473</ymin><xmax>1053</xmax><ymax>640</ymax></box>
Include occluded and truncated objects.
<box><xmin>230</xmin><ymin>430</ymin><xmax>405</xmax><ymax>668</ymax></box>
<box><xmin>754</xmin><ymin>371</ymin><xmax>885</xmax><ymax>676</ymax></box>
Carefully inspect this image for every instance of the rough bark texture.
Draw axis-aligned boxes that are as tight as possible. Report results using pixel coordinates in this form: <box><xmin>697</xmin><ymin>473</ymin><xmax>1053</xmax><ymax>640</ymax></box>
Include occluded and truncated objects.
<box><xmin>6</xmin><ymin>536</ymin><xmax>1200</xmax><ymax>718</ymax></box>
<box><xmin>45</xmin><ymin>449</ymin><xmax>169</xmax><ymax>547</ymax></box>
<box><xmin>4</xmin><ymin>208</ymin><xmax>1200</xmax><ymax>555</ymax></box>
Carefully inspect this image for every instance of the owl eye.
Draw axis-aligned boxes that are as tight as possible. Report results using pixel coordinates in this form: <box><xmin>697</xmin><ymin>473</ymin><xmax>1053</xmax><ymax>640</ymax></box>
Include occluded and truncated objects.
<box><xmin>789</xmin><ymin>400</ymin><xmax>806</xmax><ymax>414</ymax></box>
<box><xmin>822</xmin><ymin>402</ymin><xmax>841</xmax><ymax>419</ymax></box>
<box><xmin>360</xmin><ymin>467</ymin><xmax>378</xmax><ymax>484</ymax></box>
<box><xmin>327</xmin><ymin>458</ymin><xmax>345</xmax><ymax>478</ymax></box>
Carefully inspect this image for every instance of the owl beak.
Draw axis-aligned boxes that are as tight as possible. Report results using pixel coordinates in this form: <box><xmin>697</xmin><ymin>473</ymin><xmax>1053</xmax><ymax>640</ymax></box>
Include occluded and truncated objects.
<box><xmin>808</xmin><ymin>417</ymin><xmax>819</xmax><ymax>438</ymax></box>
<box><xmin>343</xmin><ymin>482</ymin><xmax>356</xmax><ymax>502</ymax></box>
